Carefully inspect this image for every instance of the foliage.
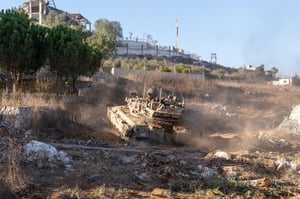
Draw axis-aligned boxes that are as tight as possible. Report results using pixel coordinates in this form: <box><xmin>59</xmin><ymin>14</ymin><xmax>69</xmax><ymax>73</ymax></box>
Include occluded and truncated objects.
<box><xmin>94</xmin><ymin>19</ymin><xmax>123</xmax><ymax>40</ymax></box>
<box><xmin>35</xmin><ymin>79</ymin><xmax>56</xmax><ymax>93</ymax></box>
<box><xmin>211</xmin><ymin>69</ymin><xmax>226</xmax><ymax>79</ymax></box>
<box><xmin>133</xmin><ymin>65</ymin><xmax>144</xmax><ymax>70</ymax></box>
<box><xmin>232</xmin><ymin>68</ymin><xmax>268</xmax><ymax>82</ymax></box>
<box><xmin>46</xmin><ymin>25</ymin><xmax>101</xmax><ymax>93</ymax></box>
<box><xmin>86</xmin><ymin>18</ymin><xmax>123</xmax><ymax>67</ymax></box>
<box><xmin>160</xmin><ymin>66</ymin><xmax>172</xmax><ymax>72</ymax></box>
<box><xmin>115</xmin><ymin>60</ymin><xmax>121</xmax><ymax>68</ymax></box>
<box><xmin>268</xmin><ymin>66</ymin><xmax>278</xmax><ymax>78</ymax></box>
<box><xmin>47</xmin><ymin>25</ymin><xmax>80</xmax><ymax>77</ymax></box>
<box><xmin>292</xmin><ymin>74</ymin><xmax>300</xmax><ymax>86</ymax></box>
<box><xmin>175</xmin><ymin>64</ymin><xmax>185</xmax><ymax>73</ymax></box>
<box><xmin>87</xmin><ymin>34</ymin><xmax>116</xmax><ymax>65</ymax></box>
<box><xmin>44</xmin><ymin>12</ymin><xmax>70</xmax><ymax>28</ymax></box>
<box><xmin>0</xmin><ymin>9</ymin><xmax>47</xmax><ymax>94</ymax></box>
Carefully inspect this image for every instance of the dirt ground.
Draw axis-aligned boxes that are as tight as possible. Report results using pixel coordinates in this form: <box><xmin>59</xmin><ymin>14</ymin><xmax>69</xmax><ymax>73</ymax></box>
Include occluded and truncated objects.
<box><xmin>2</xmin><ymin>75</ymin><xmax>300</xmax><ymax>198</ymax></box>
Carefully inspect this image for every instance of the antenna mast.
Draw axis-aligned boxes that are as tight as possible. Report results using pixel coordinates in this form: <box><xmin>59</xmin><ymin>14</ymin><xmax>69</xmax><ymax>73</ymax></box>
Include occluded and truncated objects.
<box><xmin>210</xmin><ymin>53</ymin><xmax>217</xmax><ymax>64</ymax></box>
<box><xmin>176</xmin><ymin>19</ymin><xmax>179</xmax><ymax>51</ymax></box>
<box><xmin>47</xmin><ymin>0</ymin><xmax>56</xmax><ymax>8</ymax></box>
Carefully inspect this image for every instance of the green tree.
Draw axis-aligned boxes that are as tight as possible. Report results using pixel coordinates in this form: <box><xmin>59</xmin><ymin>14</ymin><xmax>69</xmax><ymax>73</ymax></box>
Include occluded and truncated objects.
<box><xmin>44</xmin><ymin>13</ymin><xmax>69</xmax><ymax>27</ymax></box>
<box><xmin>270</xmin><ymin>66</ymin><xmax>278</xmax><ymax>78</ymax></box>
<box><xmin>68</xmin><ymin>42</ymin><xmax>102</xmax><ymax>93</ymax></box>
<box><xmin>47</xmin><ymin>25</ymin><xmax>101</xmax><ymax>94</ymax></box>
<box><xmin>0</xmin><ymin>10</ymin><xmax>47</xmax><ymax>94</ymax></box>
<box><xmin>47</xmin><ymin>25</ymin><xmax>82</xmax><ymax>94</ymax></box>
<box><xmin>87</xmin><ymin>19</ymin><xmax>123</xmax><ymax>68</ymax></box>
<box><xmin>292</xmin><ymin>74</ymin><xmax>300</xmax><ymax>86</ymax></box>
<box><xmin>87</xmin><ymin>34</ymin><xmax>117</xmax><ymax>66</ymax></box>
<box><xmin>211</xmin><ymin>69</ymin><xmax>226</xmax><ymax>79</ymax></box>
<box><xmin>175</xmin><ymin>64</ymin><xmax>185</xmax><ymax>73</ymax></box>
<box><xmin>94</xmin><ymin>19</ymin><xmax>123</xmax><ymax>40</ymax></box>
<box><xmin>160</xmin><ymin>66</ymin><xmax>172</xmax><ymax>72</ymax></box>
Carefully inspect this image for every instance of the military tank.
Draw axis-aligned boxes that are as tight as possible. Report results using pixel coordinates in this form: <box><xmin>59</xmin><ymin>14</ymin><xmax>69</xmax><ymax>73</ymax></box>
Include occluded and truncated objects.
<box><xmin>107</xmin><ymin>87</ymin><xmax>189</xmax><ymax>144</ymax></box>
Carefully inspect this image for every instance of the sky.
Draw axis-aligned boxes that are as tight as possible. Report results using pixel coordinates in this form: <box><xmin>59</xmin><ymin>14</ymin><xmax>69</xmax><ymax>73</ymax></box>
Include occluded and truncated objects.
<box><xmin>1</xmin><ymin>0</ymin><xmax>300</xmax><ymax>76</ymax></box>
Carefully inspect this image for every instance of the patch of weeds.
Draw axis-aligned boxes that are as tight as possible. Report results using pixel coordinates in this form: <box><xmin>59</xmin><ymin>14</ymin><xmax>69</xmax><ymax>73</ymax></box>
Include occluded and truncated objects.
<box><xmin>168</xmin><ymin>180</ymin><xmax>198</xmax><ymax>193</ymax></box>
<box><xmin>201</xmin><ymin>176</ymin><xmax>252</xmax><ymax>195</ymax></box>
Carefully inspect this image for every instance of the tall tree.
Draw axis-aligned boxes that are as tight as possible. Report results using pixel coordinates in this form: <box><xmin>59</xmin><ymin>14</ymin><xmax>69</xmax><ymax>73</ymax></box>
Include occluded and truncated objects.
<box><xmin>44</xmin><ymin>12</ymin><xmax>69</xmax><ymax>28</ymax></box>
<box><xmin>87</xmin><ymin>19</ymin><xmax>123</xmax><ymax>67</ymax></box>
<box><xmin>0</xmin><ymin>10</ymin><xmax>47</xmax><ymax>94</ymax></box>
<box><xmin>87</xmin><ymin>34</ymin><xmax>116</xmax><ymax>66</ymax></box>
<box><xmin>47</xmin><ymin>25</ymin><xmax>82</xmax><ymax>94</ymax></box>
<box><xmin>94</xmin><ymin>19</ymin><xmax>123</xmax><ymax>40</ymax></box>
<box><xmin>270</xmin><ymin>66</ymin><xmax>278</xmax><ymax>78</ymax></box>
<box><xmin>68</xmin><ymin>42</ymin><xmax>102</xmax><ymax>93</ymax></box>
<box><xmin>47</xmin><ymin>25</ymin><xmax>101</xmax><ymax>94</ymax></box>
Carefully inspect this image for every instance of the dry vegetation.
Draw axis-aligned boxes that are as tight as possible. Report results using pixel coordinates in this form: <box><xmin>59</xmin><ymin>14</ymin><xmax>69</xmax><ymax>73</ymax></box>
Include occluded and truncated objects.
<box><xmin>1</xmin><ymin>72</ymin><xmax>300</xmax><ymax>198</ymax></box>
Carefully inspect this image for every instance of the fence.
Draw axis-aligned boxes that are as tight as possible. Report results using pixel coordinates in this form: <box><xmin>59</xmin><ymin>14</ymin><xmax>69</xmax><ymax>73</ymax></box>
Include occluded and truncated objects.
<box><xmin>115</xmin><ymin>40</ymin><xmax>194</xmax><ymax>59</ymax></box>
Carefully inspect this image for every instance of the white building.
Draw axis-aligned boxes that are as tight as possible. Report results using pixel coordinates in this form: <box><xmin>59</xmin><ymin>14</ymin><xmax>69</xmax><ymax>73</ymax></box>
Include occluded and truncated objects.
<box><xmin>21</xmin><ymin>0</ymin><xmax>91</xmax><ymax>30</ymax></box>
<box><xmin>244</xmin><ymin>65</ymin><xmax>257</xmax><ymax>71</ymax></box>
<box><xmin>272</xmin><ymin>78</ymin><xmax>293</xmax><ymax>86</ymax></box>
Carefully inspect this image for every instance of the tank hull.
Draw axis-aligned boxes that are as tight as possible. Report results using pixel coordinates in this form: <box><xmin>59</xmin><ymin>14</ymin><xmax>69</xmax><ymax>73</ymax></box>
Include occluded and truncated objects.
<box><xmin>107</xmin><ymin>89</ymin><xmax>189</xmax><ymax>144</ymax></box>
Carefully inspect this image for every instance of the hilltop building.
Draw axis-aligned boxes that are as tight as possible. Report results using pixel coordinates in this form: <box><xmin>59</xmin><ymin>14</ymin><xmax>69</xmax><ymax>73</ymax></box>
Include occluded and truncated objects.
<box><xmin>21</xmin><ymin>0</ymin><xmax>91</xmax><ymax>31</ymax></box>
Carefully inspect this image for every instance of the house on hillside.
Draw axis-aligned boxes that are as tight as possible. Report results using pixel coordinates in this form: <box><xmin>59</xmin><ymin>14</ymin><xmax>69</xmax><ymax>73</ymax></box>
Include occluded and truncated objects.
<box><xmin>271</xmin><ymin>78</ymin><xmax>293</xmax><ymax>86</ymax></box>
<box><xmin>244</xmin><ymin>65</ymin><xmax>257</xmax><ymax>71</ymax></box>
<box><xmin>21</xmin><ymin>0</ymin><xmax>91</xmax><ymax>30</ymax></box>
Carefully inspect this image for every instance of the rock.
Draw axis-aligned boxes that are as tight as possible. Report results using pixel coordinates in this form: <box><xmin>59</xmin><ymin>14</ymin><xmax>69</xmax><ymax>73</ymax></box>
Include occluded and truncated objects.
<box><xmin>222</xmin><ymin>166</ymin><xmax>238</xmax><ymax>178</ymax></box>
<box><xmin>24</xmin><ymin>140</ymin><xmax>72</xmax><ymax>168</ymax></box>
<box><xmin>25</xmin><ymin>140</ymin><xmax>58</xmax><ymax>162</ymax></box>
<box><xmin>57</xmin><ymin>151</ymin><xmax>71</xmax><ymax>164</ymax></box>
<box><xmin>213</xmin><ymin>151</ymin><xmax>231</xmax><ymax>160</ymax></box>
<box><xmin>200</xmin><ymin>166</ymin><xmax>219</xmax><ymax>177</ymax></box>
<box><xmin>277</xmin><ymin>105</ymin><xmax>300</xmax><ymax>135</ymax></box>
<box><xmin>119</xmin><ymin>156</ymin><xmax>136</xmax><ymax>164</ymax></box>
<box><xmin>150</xmin><ymin>188</ymin><xmax>172</xmax><ymax>198</ymax></box>
<box><xmin>133</xmin><ymin>172</ymin><xmax>150</xmax><ymax>183</ymax></box>
<box><xmin>179</xmin><ymin>160</ymin><xmax>187</xmax><ymax>167</ymax></box>
<box><xmin>24</xmin><ymin>129</ymin><xmax>33</xmax><ymax>138</ymax></box>
<box><xmin>274</xmin><ymin>157</ymin><xmax>290</xmax><ymax>171</ymax></box>
<box><xmin>197</xmin><ymin>164</ymin><xmax>204</xmax><ymax>171</ymax></box>
<box><xmin>240</xmin><ymin>178</ymin><xmax>270</xmax><ymax>187</ymax></box>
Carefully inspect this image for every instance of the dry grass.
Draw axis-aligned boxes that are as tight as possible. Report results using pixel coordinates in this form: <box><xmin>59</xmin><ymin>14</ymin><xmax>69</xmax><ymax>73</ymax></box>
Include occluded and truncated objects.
<box><xmin>0</xmin><ymin>181</ymin><xmax>18</xmax><ymax>199</ymax></box>
<box><xmin>1</xmin><ymin>75</ymin><xmax>300</xmax><ymax>198</ymax></box>
<box><xmin>0</xmin><ymin>92</ymin><xmax>62</xmax><ymax>108</ymax></box>
<box><xmin>0</xmin><ymin>138</ymin><xmax>26</xmax><ymax>194</ymax></box>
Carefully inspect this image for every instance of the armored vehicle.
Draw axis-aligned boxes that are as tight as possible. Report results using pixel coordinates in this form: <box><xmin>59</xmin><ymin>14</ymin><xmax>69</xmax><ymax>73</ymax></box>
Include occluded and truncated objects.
<box><xmin>107</xmin><ymin>87</ymin><xmax>189</xmax><ymax>144</ymax></box>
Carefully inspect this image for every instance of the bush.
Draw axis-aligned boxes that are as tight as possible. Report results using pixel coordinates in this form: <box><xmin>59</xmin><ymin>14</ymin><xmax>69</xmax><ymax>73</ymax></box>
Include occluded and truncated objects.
<box><xmin>160</xmin><ymin>66</ymin><xmax>172</xmax><ymax>72</ymax></box>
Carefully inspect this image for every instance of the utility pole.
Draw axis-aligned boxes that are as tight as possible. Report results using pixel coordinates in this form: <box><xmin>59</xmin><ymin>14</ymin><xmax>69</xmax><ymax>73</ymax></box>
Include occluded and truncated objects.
<box><xmin>38</xmin><ymin>0</ymin><xmax>42</xmax><ymax>24</ymax></box>
<box><xmin>176</xmin><ymin>19</ymin><xmax>179</xmax><ymax>51</ymax></box>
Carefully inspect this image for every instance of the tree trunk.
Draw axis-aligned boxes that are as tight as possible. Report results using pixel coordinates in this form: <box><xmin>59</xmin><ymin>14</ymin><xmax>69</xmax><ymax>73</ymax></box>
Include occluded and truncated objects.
<box><xmin>71</xmin><ymin>76</ymin><xmax>77</xmax><ymax>95</ymax></box>
<box><xmin>56</xmin><ymin>74</ymin><xmax>63</xmax><ymax>96</ymax></box>
<box><xmin>11</xmin><ymin>71</ymin><xmax>19</xmax><ymax>95</ymax></box>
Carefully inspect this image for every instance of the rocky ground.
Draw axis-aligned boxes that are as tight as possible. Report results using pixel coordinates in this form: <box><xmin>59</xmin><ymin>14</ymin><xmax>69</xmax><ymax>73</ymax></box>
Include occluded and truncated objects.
<box><xmin>1</xmin><ymin>75</ymin><xmax>300</xmax><ymax>198</ymax></box>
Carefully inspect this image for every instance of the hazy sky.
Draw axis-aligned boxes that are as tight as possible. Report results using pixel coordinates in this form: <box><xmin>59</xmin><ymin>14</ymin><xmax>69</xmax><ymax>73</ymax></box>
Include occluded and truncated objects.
<box><xmin>1</xmin><ymin>0</ymin><xmax>300</xmax><ymax>76</ymax></box>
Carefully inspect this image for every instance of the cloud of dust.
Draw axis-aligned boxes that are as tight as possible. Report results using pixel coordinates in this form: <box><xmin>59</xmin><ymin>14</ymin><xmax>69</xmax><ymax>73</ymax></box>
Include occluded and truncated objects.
<box><xmin>178</xmin><ymin>85</ymin><xmax>281</xmax><ymax>152</ymax></box>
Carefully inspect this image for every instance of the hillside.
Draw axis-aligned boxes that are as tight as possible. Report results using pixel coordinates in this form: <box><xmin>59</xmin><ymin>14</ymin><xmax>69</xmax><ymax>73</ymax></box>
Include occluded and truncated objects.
<box><xmin>1</xmin><ymin>72</ymin><xmax>300</xmax><ymax>198</ymax></box>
